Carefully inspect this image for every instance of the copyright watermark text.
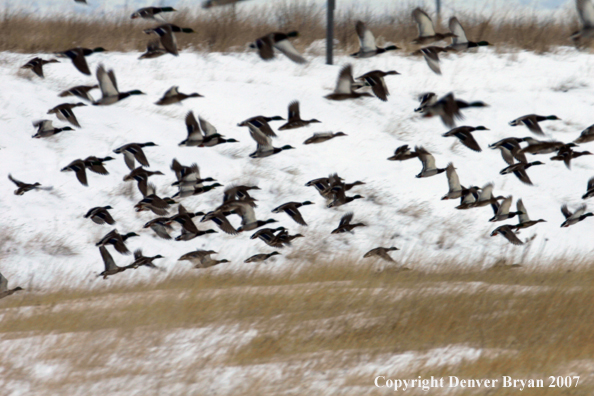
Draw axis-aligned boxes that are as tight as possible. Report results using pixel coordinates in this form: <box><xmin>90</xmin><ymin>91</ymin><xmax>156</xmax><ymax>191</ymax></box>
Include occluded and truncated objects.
<box><xmin>374</xmin><ymin>375</ymin><xmax>580</xmax><ymax>391</ymax></box>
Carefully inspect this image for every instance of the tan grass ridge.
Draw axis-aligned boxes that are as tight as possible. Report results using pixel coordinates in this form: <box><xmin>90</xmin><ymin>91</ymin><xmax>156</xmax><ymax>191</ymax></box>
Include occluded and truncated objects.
<box><xmin>0</xmin><ymin>1</ymin><xmax>587</xmax><ymax>55</ymax></box>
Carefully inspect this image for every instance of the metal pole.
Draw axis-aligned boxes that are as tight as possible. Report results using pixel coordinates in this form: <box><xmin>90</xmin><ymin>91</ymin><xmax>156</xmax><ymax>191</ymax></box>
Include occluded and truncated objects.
<box><xmin>326</xmin><ymin>0</ymin><xmax>335</xmax><ymax>65</ymax></box>
<box><xmin>436</xmin><ymin>0</ymin><xmax>441</xmax><ymax>19</ymax></box>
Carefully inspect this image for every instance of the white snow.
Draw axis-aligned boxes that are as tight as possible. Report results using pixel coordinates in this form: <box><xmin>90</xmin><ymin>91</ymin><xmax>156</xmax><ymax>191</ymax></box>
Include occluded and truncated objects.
<box><xmin>1</xmin><ymin>47</ymin><xmax>594</xmax><ymax>290</ymax></box>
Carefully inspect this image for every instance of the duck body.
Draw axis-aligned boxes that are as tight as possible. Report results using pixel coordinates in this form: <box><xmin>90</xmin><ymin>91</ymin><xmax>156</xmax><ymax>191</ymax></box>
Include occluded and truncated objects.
<box><xmin>58</xmin><ymin>84</ymin><xmax>99</xmax><ymax>102</ymax></box>
<box><xmin>509</xmin><ymin>114</ymin><xmax>561</xmax><ymax>135</ymax></box>
<box><xmin>420</xmin><ymin>93</ymin><xmax>462</xmax><ymax>128</ymax></box>
<box><xmin>325</xmin><ymin>64</ymin><xmax>373</xmax><ymax>100</ymax></box>
<box><xmin>55</xmin><ymin>47</ymin><xmax>105</xmax><ymax>75</ymax></box>
<box><xmin>250</xmin><ymin>31</ymin><xmax>307</xmax><ymax>64</ymax></box>
<box><xmin>350</xmin><ymin>21</ymin><xmax>399</xmax><ymax>58</ymax></box>
<box><xmin>388</xmin><ymin>145</ymin><xmax>418</xmax><ymax>161</ymax></box>
<box><xmin>123</xmin><ymin>167</ymin><xmax>165</xmax><ymax>196</ymax></box>
<box><xmin>61</xmin><ymin>159</ymin><xmax>88</xmax><ymax>186</ymax></box>
<box><xmin>96</xmin><ymin>230</ymin><xmax>139</xmax><ymax>255</ymax></box>
<box><xmin>500</xmin><ymin>161</ymin><xmax>544</xmax><ymax>185</ymax></box>
<box><xmin>510</xmin><ymin>199</ymin><xmax>546</xmax><ymax>231</ymax></box>
<box><xmin>202</xmin><ymin>0</ymin><xmax>248</xmax><ymax>8</ymax></box>
<box><xmin>574</xmin><ymin>124</ymin><xmax>594</xmax><ymax>143</ymax></box>
<box><xmin>571</xmin><ymin>0</ymin><xmax>594</xmax><ymax>43</ymax></box>
<box><xmin>250</xmin><ymin>227</ymin><xmax>286</xmax><ymax>247</ymax></box>
<box><xmin>93</xmin><ymin>65</ymin><xmax>144</xmax><ymax>106</ymax></box>
<box><xmin>84</xmin><ymin>206</ymin><xmax>115</xmax><ymax>225</ymax></box>
<box><xmin>21</xmin><ymin>57</ymin><xmax>59</xmax><ymax>78</ymax></box>
<box><xmin>179</xmin><ymin>249</ymin><xmax>229</xmax><ymax>268</ymax></box>
<box><xmin>97</xmin><ymin>246</ymin><xmax>131</xmax><ymax>279</ymax></box>
<box><xmin>271</xmin><ymin>201</ymin><xmax>313</xmax><ymax>226</ymax></box>
<box><xmin>331</xmin><ymin>212</ymin><xmax>366</xmax><ymax>234</ymax></box>
<box><xmin>180</xmin><ymin>112</ymin><xmax>237</xmax><ymax>147</ymax></box>
<box><xmin>518</xmin><ymin>139</ymin><xmax>570</xmax><ymax>155</ymax></box>
<box><xmin>415</xmin><ymin>146</ymin><xmax>446</xmax><ymax>178</ymax></box>
<box><xmin>278</xmin><ymin>101</ymin><xmax>320</xmax><ymax>130</ymax></box>
<box><xmin>155</xmin><ymin>86</ymin><xmax>203</xmax><ymax>105</ymax></box>
<box><xmin>303</xmin><ymin>132</ymin><xmax>347</xmax><ymax>145</ymax></box>
<box><xmin>244</xmin><ymin>252</ymin><xmax>280</xmax><ymax>263</ymax></box>
<box><xmin>583</xmin><ymin>177</ymin><xmax>594</xmax><ymax>199</ymax></box>
<box><xmin>490</xmin><ymin>225</ymin><xmax>523</xmax><ymax>245</ymax></box>
<box><xmin>442</xmin><ymin>126</ymin><xmax>488</xmax><ymax>152</ymax></box>
<box><xmin>0</xmin><ymin>270</ymin><xmax>23</xmax><ymax>300</ymax></box>
<box><xmin>47</xmin><ymin>103</ymin><xmax>86</xmax><ymax>128</ymax></box>
<box><xmin>489</xmin><ymin>196</ymin><xmax>522</xmax><ymax>222</ymax></box>
<box><xmin>355</xmin><ymin>70</ymin><xmax>399</xmax><ymax>101</ymax></box>
<box><xmin>84</xmin><ymin>156</ymin><xmax>114</xmax><ymax>175</ymax></box>
<box><xmin>560</xmin><ymin>204</ymin><xmax>593</xmax><ymax>227</ymax></box>
<box><xmin>144</xmin><ymin>217</ymin><xmax>174</xmax><ymax>239</ymax></box>
<box><xmin>550</xmin><ymin>148</ymin><xmax>592</xmax><ymax>169</ymax></box>
<box><xmin>131</xmin><ymin>6</ymin><xmax>176</xmax><ymax>19</ymax></box>
<box><xmin>441</xmin><ymin>162</ymin><xmax>466</xmax><ymax>200</ymax></box>
<box><xmin>32</xmin><ymin>120</ymin><xmax>74</xmax><ymax>138</ymax></box>
<box><xmin>489</xmin><ymin>137</ymin><xmax>527</xmax><ymax>165</ymax></box>
<box><xmin>144</xmin><ymin>24</ymin><xmax>194</xmax><ymax>56</ymax></box>
<box><xmin>113</xmin><ymin>142</ymin><xmax>157</xmax><ymax>170</ymax></box>
<box><xmin>412</xmin><ymin>8</ymin><xmax>457</xmax><ymax>45</ymax></box>
<box><xmin>139</xmin><ymin>40</ymin><xmax>168</xmax><ymax>59</ymax></box>
<box><xmin>363</xmin><ymin>247</ymin><xmax>399</xmax><ymax>262</ymax></box>
<box><xmin>447</xmin><ymin>17</ymin><xmax>490</xmax><ymax>51</ymax></box>
<box><xmin>8</xmin><ymin>174</ymin><xmax>43</xmax><ymax>195</ymax></box>
<box><xmin>128</xmin><ymin>249</ymin><xmax>163</xmax><ymax>270</ymax></box>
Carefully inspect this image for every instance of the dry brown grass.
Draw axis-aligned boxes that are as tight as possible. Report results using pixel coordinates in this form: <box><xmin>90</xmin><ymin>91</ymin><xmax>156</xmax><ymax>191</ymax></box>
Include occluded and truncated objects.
<box><xmin>0</xmin><ymin>2</ymin><xmax>589</xmax><ymax>56</ymax></box>
<box><xmin>1</xmin><ymin>257</ymin><xmax>594</xmax><ymax>394</ymax></box>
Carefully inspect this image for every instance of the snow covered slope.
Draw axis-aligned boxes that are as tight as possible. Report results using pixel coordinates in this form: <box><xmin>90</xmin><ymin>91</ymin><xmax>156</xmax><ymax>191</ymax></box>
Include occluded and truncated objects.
<box><xmin>1</xmin><ymin>48</ymin><xmax>594</xmax><ymax>289</ymax></box>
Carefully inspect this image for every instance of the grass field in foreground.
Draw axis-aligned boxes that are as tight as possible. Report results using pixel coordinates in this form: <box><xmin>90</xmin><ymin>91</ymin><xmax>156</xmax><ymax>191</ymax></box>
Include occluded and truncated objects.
<box><xmin>1</xmin><ymin>258</ymin><xmax>593</xmax><ymax>395</ymax></box>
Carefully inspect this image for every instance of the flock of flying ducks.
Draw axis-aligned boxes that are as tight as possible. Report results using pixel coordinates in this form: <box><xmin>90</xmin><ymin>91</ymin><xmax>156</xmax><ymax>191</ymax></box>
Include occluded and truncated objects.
<box><xmin>2</xmin><ymin>0</ymin><xmax>594</xmax><ymax>297</ymax></box>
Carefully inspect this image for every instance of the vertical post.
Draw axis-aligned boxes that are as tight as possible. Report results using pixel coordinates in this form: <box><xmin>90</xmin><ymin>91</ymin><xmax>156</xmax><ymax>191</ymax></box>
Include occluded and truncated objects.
<box><xmin>436</xmin><ymin>0</ymin><xmax>441</xmax><ymax>18</ymax></box>
<box><xmin>326</xmin><ymin>0</ymin><xmax>335</xmax><ymax>65</ymax></box>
